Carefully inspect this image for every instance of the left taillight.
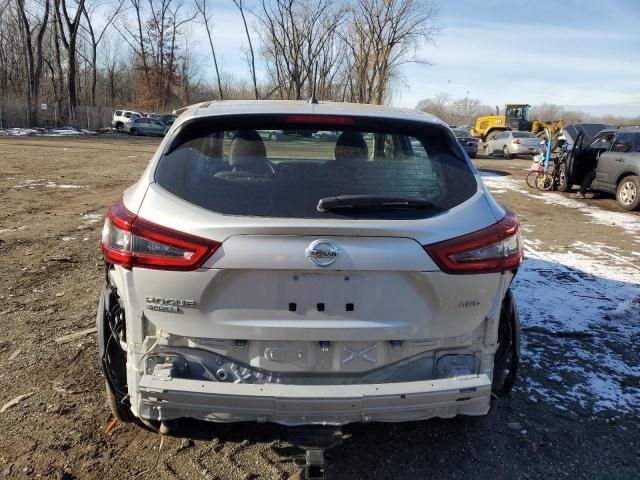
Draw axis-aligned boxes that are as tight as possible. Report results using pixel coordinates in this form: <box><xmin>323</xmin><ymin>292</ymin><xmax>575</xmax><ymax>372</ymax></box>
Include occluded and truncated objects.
<box><xmin>423</xmin><ymin>211</ymin><xmax>523</xmax><ymax>274</ymax></box>
<box><xmin>101</xmin><ymin>200</ymin><xmax>221</xmax><ymax>271</ymax></box>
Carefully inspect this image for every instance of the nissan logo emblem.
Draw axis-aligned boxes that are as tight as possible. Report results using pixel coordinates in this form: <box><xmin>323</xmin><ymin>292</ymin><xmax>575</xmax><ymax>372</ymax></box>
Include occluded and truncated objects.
<box><xmin>305</xmin><ymin>239</ymin><xmax>340</xmax><ymax>267</ymax></box>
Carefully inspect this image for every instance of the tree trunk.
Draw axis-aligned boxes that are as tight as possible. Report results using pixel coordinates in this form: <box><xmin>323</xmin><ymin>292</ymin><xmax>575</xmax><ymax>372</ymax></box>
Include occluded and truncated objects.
<box><xmin>18</xmin><ymin>0</ymin><xmax>50</xmax><ymax>126</ymax></box>
<box><xmin>234</xmin><ymin>0</ymin><xmax>259</xmax><ymax>99</ymax></box>
<box><xmin>55</xmin><ymin>0</ymin><xmax>85</xmax><ymax>123</ymax></box>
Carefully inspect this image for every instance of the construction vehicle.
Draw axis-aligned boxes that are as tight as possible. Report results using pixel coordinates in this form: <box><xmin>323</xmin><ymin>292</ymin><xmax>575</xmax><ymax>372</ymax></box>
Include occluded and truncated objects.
<box><xmin>471</xmin><ymin>104</ymin><xmax>564</xmax><ymax>149</ymax></box>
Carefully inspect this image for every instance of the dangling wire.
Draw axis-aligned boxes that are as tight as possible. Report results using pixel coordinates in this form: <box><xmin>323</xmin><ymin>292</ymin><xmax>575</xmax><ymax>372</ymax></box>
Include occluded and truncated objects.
<box><xmin>131</xmin><ymin>434</ymin><xmax>165</xmax><ymax>480</ymax></box>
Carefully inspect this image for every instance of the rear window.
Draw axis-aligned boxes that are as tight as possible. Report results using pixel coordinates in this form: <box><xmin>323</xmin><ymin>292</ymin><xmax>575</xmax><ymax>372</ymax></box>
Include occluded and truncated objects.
<box><xmin>155</xmin><ymin>115</ymin><xmax>478</xmax><ymax>219</ymax></box>
<box><xmin>512</xmin><ymin>132</ymin><xmax>535</xmax><ymax>138</ymax></box>
<box><xmin>452</xmin><ymin>129</ymin><xmax>470</xmax><ymax>138</ymax></box>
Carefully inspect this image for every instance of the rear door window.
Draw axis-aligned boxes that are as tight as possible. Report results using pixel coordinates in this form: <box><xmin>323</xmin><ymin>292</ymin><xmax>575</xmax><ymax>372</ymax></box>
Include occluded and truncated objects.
<box><xmin>589</xmin><ymin>132</ymin><xmax>615</xmax><ymax>150</ymax></box>
<box><xmin>155</xmin><ymin>115</ymin><xmax>477</xmax><ymax>219</ymax></box>
<box><xmin>611</xmin><ymin>133</ymin><xmax>635</xmax><ymax>153</ymax></box>
<box><xmin>512</xmin><ymin>132</ymin><xmax>535</xmax><ymax>138</ymax></box>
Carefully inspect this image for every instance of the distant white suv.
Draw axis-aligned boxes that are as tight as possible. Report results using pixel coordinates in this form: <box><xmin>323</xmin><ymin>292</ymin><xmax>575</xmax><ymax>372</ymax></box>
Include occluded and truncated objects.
<box><xmin>98</xmin><ymin>100</ymin><xmax>523</xmax><ymax>431</ymax></box>
<box><xmin>112</xmin><ymin>110</ymin><xmax>142</xmax><ymax>131</ymax></box>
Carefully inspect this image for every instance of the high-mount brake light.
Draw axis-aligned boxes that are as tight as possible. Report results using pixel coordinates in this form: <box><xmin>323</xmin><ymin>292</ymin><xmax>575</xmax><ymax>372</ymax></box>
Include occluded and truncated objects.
<box><xmin>423</xmin><ymin>211</ymin><xmax>523</xmax><ymax>274</ymax></box>
<box><xmin>286</xmin><ymin>115</ymin><xmax>354</xmax><ymax>125</ymax></box>
<box><xmin>101</xmin><ymin>200</ymin><xmax>221</xmax><ymax>270</ymax></box>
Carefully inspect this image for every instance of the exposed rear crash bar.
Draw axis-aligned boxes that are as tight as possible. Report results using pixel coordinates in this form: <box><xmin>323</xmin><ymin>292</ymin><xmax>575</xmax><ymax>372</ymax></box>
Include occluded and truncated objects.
<box><xmin>138</xmin><ymin>374</ymin><xmax>492</xmax><ymax>421</ymax></box>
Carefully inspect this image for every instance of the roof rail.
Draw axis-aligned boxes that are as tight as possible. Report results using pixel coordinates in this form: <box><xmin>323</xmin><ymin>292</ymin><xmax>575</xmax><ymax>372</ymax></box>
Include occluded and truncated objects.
<box><xmin>172</xmin><ymin>100</ymin><xmax>216</xmax><ymax>116</ymax></box>
<box><xmin>172</xmin><ymin>106</ymin><xmax>189</xmax><ymax>115</ymax></box>
<box><xmin>615</xmin><ymin>124</ymin><xmax>640</xmax><ymax>129</ymax></box>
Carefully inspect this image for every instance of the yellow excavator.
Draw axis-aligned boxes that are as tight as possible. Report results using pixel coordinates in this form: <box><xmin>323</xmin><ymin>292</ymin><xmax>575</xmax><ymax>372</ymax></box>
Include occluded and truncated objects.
<box><xmin>471</xmin><ymin>104</ymin><xmax>563</xmax><ymax>145</ymax></box>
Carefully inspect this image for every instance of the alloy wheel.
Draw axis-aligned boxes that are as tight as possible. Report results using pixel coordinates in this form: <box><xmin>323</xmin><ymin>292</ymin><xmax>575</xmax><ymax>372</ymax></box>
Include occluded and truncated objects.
<box><xmin>619</xmin><ymin>181</ymin><xmax>637</xmax><ymax>205</ymax></box>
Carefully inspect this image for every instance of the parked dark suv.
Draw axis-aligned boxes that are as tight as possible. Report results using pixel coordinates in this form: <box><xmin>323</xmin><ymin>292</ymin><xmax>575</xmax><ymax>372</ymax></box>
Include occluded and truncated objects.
<box><xmin>562</xmin><ymin>126</ymin><xmax>640</xmax><ymax>210</ymax></box>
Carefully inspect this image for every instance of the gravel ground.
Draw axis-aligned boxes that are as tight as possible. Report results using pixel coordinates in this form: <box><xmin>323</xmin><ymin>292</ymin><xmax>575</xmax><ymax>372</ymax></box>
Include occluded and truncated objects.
<box><xmin>0</xmin><ymin>137</ymin><xmax>638</xmax><ymax>479</ymax></box>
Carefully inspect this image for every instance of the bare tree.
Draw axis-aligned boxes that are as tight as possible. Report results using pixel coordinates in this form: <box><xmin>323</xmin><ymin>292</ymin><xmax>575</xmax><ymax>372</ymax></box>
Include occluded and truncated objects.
<box><xmin>450</xmin><ymin>97</ymin><xmax>493</xmax><ymax>126</ymax></box>
<box><xmin>233</xmin><ymin>0</ymin><xmax>259</xmax><ymax>99</ymax></box>
<box><xmin>54</xmin><ymin>0</ymin><xmax>86</xmax><ymax>119</ymax></box>
<box><xmin>119</xmin><ymin>0</ymin><xmax>196</xmax><ymax>110</ymax></box>
<box><xmin>258</xmin><ymin>0</ymin><xmax>347</xmax><ymax>100</ymax></box>
<box><xmin>343</xmin><ymin>0</ymin><xmax>439</xmax><ymax>104</ymax></box>
<box><xmin>98</xmin><ymin>31</ymin><xmax>124</xmax><ymax>105</ymax></box>
<box><xmin>0</xmin><ymin>0</ymin><xmax>452</xmax><ymax>127</ymax></box>
<box><xmin>416</xmin><ymin>92</ymin><xmax>450</xmax><ymax>119</ymax></box>
<box><xmin>81</xmin><ymin>0</ymin><xmax>125</xmax><ymax>106</ymax></box>
<box><xmin>416</xmin><ymin>93</ymin><xmax>492</xmax><ymax>125</ymax></box>
<box><xmin>17</xmin><ymin>0</ymin><xmax>51</xmax><ymax>126</ymax></box>
<box><xmin>194</xmin><ymin>0</ymin><xmax>222</xmax><ymax>99</ymax></box>
<box><xmin>531</xmin><ymin>103</ymin><xmax>564</xmax><ymax>122</ymax></box>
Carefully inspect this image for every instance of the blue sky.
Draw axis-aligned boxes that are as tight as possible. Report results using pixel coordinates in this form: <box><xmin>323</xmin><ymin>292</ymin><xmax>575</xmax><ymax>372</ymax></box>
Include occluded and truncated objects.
<box><xmin>188</xmin><ymin>0</ymin><xmax>640</xmax><ymax>116</ymax></box>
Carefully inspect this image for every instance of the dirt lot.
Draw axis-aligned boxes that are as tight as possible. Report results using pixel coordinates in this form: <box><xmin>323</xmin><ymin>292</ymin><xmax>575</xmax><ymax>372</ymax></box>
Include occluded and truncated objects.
<box><xmin>0</xmin><ymin>136</ymin><xmax>638</xmax><ymax>479</ymax></box>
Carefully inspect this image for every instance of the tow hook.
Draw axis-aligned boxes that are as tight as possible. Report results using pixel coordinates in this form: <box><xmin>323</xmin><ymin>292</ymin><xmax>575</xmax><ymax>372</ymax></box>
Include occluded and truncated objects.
<box><xmin>288</xmin><ymin>426</ymin><xmax>343</xmax><ymax>480</ymax></box>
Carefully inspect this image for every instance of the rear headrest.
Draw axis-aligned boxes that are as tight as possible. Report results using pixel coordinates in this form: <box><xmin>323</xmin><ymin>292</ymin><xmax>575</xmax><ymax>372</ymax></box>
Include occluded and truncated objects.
<box><xmin>229</xmin><ymin>130</ymin><xmax>267</xmax><ymax>167</ymax></box>
<box><xmin>335</xmin><ymin>131</ymin><xmax>368</xmax><ymax>161</ymax></box>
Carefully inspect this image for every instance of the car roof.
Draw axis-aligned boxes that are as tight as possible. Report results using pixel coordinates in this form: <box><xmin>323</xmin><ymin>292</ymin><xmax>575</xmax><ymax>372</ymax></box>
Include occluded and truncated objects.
<box><xmin>612</xmin><ymin>126</ymin><xmax>640</xmax><ymax>133</ymax></box>
<box><xmin>173</xmin><ymin>100</ymin><xmax>446</xmax><ymax>128</ymax></box>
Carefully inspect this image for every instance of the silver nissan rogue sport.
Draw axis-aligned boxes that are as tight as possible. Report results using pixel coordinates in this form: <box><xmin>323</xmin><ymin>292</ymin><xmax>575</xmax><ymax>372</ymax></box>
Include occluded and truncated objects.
<box><xmin>98</xmin><ymin>100</ymin><xmax>522</xmax><ymax>430</ymax></box>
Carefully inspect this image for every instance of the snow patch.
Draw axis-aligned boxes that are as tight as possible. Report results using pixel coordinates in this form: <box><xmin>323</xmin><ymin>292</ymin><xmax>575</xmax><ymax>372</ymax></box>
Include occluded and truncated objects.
<box><xmin>0</xmin><ymin>127</ymin><xmax>95</xmax><ymax>136</ymax></box>
<box><xmin>483</xmin><ymin>175</ymin><xmax>640</xmax><ymax>237</ymax></box>
<box><xmin>482</xmin><ymin>175</ymin><xmax>529</xmax><ymax>194</ymax></box>
<box><xmin>77</xmin><ymin>213</ymin><xmax>102</xmax><ymax>230</ymax></box>
<box><xmin>513</xmin><ymin>239</ymin><xmax>640</xmax><ymax>414</ymax></box>
<box><xmin>531</xmin><ymin>194</ymin><xmax>640</xmax><ymax>236</ymax></box>
<box><xmin>13</xmin><ymin>179</ymin><xmax>85</xmax><ymax>189</ymax></box>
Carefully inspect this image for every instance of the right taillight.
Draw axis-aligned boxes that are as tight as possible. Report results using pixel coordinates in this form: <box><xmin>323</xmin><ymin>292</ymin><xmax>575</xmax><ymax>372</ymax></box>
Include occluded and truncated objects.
<box><xmin>101</xmin><ymin>199</ymin><xmax>221</xmax><ymax>271</ymax></box>
<box><xmin>423</xmin><ymin>212</ymin><xmax>523</xmax><ymax>274</ymax></box>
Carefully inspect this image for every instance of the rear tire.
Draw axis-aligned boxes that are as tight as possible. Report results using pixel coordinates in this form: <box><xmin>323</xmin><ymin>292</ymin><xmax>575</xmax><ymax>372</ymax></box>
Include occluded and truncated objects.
<box><xmin>557</xmin><ymin>163</ymin><xmax>572</xmax><ymax>192</ymax></box>
<box><xmin>526</xmin><ymin>170</ymin><xmax>539</xmax><ymax>188</ymax></box>
<box><xmin>503</xmin><ymin>146</ymin><xmax>511</xmax><ymax>160</ymax></box>
<box><xmin>105</xmin><ymin>379</ymin><xmax>134</xmax><ymax>423</ymax></box>
<box><xmin>536</xmin><ymin>172</ymin><xmax>553</xmax><ymax>191</ymax></box>
<box><xmin>129</xmin><ymin>128</ymin><xmax>138</xmax><ymax>136</ymax></box>
<box><xmin>492</xmin><ymin>290</ymin><xmax>519</xmax><ymax>397</ymax></box>
<box><xmin>616</xmin><ymin>176</ymin><xmax>640</xmax><ymax>210</ymax></box>
<box><xmin>98</xmin><ymin>284</ymin><xmax>134</xmax><ymax>423</ymax></box>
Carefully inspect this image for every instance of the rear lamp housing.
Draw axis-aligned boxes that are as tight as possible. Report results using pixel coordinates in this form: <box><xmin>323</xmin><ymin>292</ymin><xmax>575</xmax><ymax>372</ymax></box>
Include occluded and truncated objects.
<box><xmin>424</xmin><ymin>211</ymin><xmax>523</xmax><ymax>274</ymax></box>
<box><xmin>101</xmin><ymin>199</ymin><xmax>221</xmax><ymax>271</ymax></box>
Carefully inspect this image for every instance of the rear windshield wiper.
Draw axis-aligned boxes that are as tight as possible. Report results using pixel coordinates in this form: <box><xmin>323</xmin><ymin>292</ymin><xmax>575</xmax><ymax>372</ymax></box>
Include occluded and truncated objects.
<box><xmin>317</xmin><ymin>195</ymin><xmax>434</xmax><ymax>213</ymax></box>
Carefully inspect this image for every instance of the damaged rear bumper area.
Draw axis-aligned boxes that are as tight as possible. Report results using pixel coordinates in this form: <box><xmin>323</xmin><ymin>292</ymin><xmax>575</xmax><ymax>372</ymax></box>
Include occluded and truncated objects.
<box><xmin>137</xmin><ymin>374</ymin><xmax>491</xmax><ymax>426</ymax></box>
